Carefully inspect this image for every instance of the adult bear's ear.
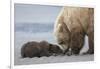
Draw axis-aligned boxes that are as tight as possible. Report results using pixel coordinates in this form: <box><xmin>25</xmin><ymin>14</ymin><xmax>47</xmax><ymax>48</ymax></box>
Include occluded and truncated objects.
<box><xmin>62</xmin><ymin>22</ymin><xmax>71</xmax><ymax>33</ymax></box>
<box><xmin>57</xmin><ymin>24</ymin><xmax>63</xmax><ymax>32</ymax></box>
<box><xmin>57</xmin><ymin>22</ymin><xmax>71</xmax><ymax>34</ymax></box>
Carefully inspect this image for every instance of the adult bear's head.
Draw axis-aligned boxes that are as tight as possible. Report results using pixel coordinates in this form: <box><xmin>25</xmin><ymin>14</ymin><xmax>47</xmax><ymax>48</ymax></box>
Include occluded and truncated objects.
<box><xmin>54</xmin><ymin>22</ymin><xmax>71</xmax><ymax>52</ymax></box>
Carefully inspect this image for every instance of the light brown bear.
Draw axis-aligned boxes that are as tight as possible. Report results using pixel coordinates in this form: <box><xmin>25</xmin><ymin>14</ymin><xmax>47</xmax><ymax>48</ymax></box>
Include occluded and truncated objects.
<box><xmin>54</xmin><ymin>6</ymin><xmax>94</xmax><ymax>55</ymax></box>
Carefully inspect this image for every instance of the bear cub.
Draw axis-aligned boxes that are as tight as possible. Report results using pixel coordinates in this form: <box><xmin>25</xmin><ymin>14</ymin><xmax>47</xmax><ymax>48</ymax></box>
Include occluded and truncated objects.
<box><xmin>21</xmin><ymin>41</ymin><xmax>63</xmax><ymax>58</ymax></box>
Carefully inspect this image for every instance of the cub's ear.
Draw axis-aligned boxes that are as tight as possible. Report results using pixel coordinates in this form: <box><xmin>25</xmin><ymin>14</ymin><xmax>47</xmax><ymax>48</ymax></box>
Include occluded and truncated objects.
<box><xmin>48</xmin><ymin>44</ymin><xmax>53</xmax><ymax>51</ymax></box>
<box><xmin>49</xmin><ymin>44</ymin><xmax>53</xmax><ymax>49</ymax></box>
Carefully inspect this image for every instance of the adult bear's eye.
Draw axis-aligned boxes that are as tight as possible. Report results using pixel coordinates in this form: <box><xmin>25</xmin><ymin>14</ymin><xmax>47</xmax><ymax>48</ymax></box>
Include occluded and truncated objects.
<box><xmin>58</xmin><ymin>41</ymin><xmax>64</xmax><ymax>44</ymax></box>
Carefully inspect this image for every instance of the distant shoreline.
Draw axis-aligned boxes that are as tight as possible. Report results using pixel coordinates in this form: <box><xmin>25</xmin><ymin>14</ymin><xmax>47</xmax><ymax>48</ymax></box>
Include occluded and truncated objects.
<box><xmin>15</xmin><ymin>23</ymin><xmax>54</xmax><ymax>33</ymax></box>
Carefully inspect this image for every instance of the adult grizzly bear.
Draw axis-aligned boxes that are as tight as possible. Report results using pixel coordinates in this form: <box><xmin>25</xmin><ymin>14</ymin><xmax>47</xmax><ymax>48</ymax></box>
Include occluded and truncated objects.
<box><xmin>54</xmin><ymin>7</ymin><xmax>94</xmax><ymax>55</ymax></box>
<box><xmin>21</xmin><ymin>41</ymin><xmax>63</xmax><ymax>58</ymax></box>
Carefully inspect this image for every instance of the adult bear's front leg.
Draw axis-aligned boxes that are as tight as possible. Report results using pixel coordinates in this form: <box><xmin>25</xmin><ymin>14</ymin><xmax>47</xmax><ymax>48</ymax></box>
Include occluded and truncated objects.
<box><xmin>70</xmin><ymin>32</ymin><xmax>85</xmax><ymax>55</ymax></box>
<box><xmin>85</xmin><ymin>8</ymin><xmax>94</xmax><ymax>54</ymax></box>
<box><xmin>84</xmin><ymin>32</ymin><xmax>94</xmax><ymax>54</ymax></box>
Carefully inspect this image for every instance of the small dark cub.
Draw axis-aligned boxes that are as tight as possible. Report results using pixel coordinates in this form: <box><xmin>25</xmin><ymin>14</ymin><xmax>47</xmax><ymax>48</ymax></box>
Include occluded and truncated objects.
<box><xmin>21</xmin><ymin>41</ymin><xmax>63</xmax><ymax>58</ymax></box>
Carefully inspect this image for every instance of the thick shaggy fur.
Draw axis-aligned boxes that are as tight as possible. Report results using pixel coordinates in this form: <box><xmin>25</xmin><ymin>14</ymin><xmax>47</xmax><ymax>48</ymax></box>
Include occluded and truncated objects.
<box><xmin>54</xmin><ymin>7</ymin><xmax>94</xmax><ymax>55</ymax></box>
<box><xmin>21</xmin><ymin>41</ymin><xmax>63</xmax><ymax>58</ymax></box>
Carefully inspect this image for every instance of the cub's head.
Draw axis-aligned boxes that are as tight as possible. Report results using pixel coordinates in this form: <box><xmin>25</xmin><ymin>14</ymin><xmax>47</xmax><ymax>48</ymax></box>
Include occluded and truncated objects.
<box><xmin>49</xmin><ymin>44</ymin><xmax>63</xmax><ymax>55</ymax></box>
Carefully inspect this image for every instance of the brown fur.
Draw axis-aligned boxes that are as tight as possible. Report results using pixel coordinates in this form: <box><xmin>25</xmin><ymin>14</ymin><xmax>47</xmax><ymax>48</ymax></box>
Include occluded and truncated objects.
<box><xmin>21</xmin><ymin>41</ymin><xmax>47</xmax><ymax>58</ymax></box>
<box><xmin>54</xmin><ymin>7</ymin><xmax>94</xmax><ymax>55</ymax></box>
<box><xmin>21</xmin><ymin>41</ymin><xmax>63</xmax><ymax>58</ymax></box>
<box><xmin>49</xmin><ymin>44</ymin><xmax>63</xmax><ymax>55</ymax></box>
